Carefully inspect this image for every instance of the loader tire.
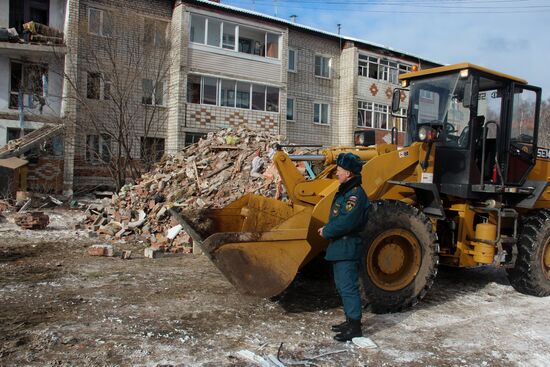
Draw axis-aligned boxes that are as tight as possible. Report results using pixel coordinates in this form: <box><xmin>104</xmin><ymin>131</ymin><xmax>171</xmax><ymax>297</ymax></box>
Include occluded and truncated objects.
<box><xmin>507</xmin><ymin>209</ymin><xmax>550</xmax><ymax>296</ymax></box>
<box><xmin>360</xmin><ymin>200</ymin><xmax>439</xmax><ymax>314</ymax></box>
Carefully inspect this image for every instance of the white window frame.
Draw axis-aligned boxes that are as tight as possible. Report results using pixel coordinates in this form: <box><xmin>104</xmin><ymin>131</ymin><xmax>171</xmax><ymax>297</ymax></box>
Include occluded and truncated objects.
<box><xmin>314</xmin><ymin>55</ymin><xmax>331</xmax><ymax>79</ymax></box>
<box><xmin>189</xmin><ymin>13</ymin><xmax>281</xmax><ymax>60</ymax></box>
<box><xmin>313</xmin><ymin>102</ymin><xmax>330</xmax><ymax>125</ymax></box>
<box><xmin>142</xmin><ymin>79</ymin><xmax>167</xmax><ymax>107</ymax></box>
<box><xmin>286</xmin><ymin>97</ymin><xmax>295</xmax><ymax>121</ymax></box>
<box><xmin>357</xmin><ymin>100</ymin><xmax>373</xmax><ymax>128</ymax></box>
<box><xmin>373</xmin><ymin>103</ymin><xmax>389</xmax><ymax>130</ymax></box>
<box><xmin>189</xmin><ymin>74</ymin><xmax>280</xmax><ymax>113</ymax></box>
<box><xmin>88</xmin><ymin>7</ymin><xmax>112</xmax><ymax>37</ymax></box>
<box><xmin>288</xmin><ymin>48</ymin><xmax>297</xmax><ymax>72</ymax></box>
<box><xmin>359</xmin><ymin>53</ymin><xmax>412</xmax><ymax>85</ymax></box>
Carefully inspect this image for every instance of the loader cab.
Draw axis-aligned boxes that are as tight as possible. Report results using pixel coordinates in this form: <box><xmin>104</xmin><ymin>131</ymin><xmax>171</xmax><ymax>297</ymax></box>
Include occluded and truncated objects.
<box><xmin>395</xmin><ymin>63</ymin><xmax>542</xmax><ymax>199</ymax></box>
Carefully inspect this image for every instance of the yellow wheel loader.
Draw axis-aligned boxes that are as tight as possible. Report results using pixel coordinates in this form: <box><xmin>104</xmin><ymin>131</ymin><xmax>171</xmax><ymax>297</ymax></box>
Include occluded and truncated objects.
<box><xmin>174</xmin><ymin>63</ymin><xmax>550</xmax><ymax>313</ymax></box>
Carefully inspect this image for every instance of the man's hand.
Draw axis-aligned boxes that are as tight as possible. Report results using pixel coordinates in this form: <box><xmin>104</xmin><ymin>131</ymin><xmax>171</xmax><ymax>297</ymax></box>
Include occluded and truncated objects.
<box><xmin>318</xmin><ymin>226</ymin><xmax>324</xmax><ymax>238</ymax></box>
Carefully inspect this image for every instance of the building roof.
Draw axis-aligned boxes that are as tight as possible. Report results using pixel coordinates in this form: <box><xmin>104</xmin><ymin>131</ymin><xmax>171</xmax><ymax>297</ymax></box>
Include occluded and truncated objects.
<box><xmin>185</xmin><ymin>0</ymin><xmax>441</xmax><ymax>66</ymax></box>
<box><xmin>400</xmin><ymin>62</ymin><xmax>528</xmax><ymax>84</ymax></box>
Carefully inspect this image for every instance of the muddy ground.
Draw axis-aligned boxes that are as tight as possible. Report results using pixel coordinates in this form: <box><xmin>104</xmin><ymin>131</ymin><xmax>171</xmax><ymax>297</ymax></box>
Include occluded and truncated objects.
<box><xmin>1</xmin><ymin>209</ymin><xmax>550</xmax><ymax>367</ymax></box>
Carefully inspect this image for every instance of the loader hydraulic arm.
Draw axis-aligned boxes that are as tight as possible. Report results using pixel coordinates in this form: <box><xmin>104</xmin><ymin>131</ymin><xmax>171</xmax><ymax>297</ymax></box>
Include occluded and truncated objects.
<box><xmin>271</xmin><ymin>144</ymin><xmax>421</xmax><ymax>206</ymax></box>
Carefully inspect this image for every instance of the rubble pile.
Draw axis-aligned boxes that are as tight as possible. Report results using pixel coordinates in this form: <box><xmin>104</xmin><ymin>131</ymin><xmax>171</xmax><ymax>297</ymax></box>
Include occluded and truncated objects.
<box><xmin>14</xmin><ymin>211</ymin><xmax>50</xmax><ymax>229</ymax></box>
<box><xmin>85</xmin><ymin>127</ymin><xmax>283</xmax><ymax>253</ymax></box>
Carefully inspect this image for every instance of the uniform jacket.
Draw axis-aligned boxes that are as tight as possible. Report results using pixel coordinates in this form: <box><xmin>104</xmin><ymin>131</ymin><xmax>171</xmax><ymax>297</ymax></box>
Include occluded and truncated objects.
<box><xmin>323</xmin><ymin>175</ymin><xmax>369</xmax><ymax>261</ymax></box>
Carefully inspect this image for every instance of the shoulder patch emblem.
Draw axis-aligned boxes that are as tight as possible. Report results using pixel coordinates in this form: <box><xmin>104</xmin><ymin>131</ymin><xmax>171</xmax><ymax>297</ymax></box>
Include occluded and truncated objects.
<box><xmin>332</xmin><ymin>203</ymin><xmax>341</xmax><ymax>217</ymax></box>
<box><xmin>345</xmin><ymin>199</ymin><xmax>356</xmax><ymax>212</ymax></box>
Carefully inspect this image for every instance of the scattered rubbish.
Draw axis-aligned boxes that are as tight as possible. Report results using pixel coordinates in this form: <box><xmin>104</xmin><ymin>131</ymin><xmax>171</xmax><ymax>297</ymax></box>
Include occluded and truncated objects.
<box><xmin>87</xmin><ymin>244</ymin><xmax>114</xmax><ymax>257</ymax></box>
<box><xmin>14</xmin><ymin>211</ymin><xmax>49</xmax><ymax>229</ymax></box>
<box><xmin>144</xmin><ymin>247</ymin><xmax>164</xmax><ymax>259</ymax></box>
<box><xmin>120</xmin><ymin>250</ymin><xmax>132</xmax><ymax>260</ymax></box>
<box><xmin>352</xmin><ymin>336</ymin><xmax>378</xmax><ymax>349</ymax></box>
<box><xmin>82</xmin><ymin>127</ymin><xmax>302</xmax><ymax>251</ymax></box>
<box><xmin>236</xmin><ymin>350</ymin><xmax>272</xmax><ymax>367</ymax></box>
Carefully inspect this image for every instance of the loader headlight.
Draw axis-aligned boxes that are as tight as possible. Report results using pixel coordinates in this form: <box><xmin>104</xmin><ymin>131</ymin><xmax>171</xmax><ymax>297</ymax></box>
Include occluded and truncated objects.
<box><xmin>418</xmin><ymin>126</ymin><xmax>437</xmax><ymax>142</ymax></box>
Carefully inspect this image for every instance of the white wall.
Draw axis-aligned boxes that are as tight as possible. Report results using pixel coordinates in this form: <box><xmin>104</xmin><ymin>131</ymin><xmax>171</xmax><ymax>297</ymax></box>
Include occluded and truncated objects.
<box><xmin>50</xmin><ymin>0</ymin><xmax>67</xmax><ymax>30</ymax></box>
<box><xmin>0</xmin><ymin>57</ymin><xmax>10</xmax><ymax>111</ymax></box>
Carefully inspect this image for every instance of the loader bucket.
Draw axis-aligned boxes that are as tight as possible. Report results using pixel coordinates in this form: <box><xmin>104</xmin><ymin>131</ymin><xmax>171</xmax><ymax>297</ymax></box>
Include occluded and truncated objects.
<box><xmin>175</xmin><ymin>193</ymin><xmax>325</xmax><ymax>297</ymax></box>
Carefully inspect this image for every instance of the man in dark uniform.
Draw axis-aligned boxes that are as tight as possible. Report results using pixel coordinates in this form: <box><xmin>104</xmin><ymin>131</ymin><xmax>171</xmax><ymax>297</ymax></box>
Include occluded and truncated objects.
<box><xmin>318</xmin><ymin>152</ymin><xmax>369</xmax><ymax>342</ymax></box>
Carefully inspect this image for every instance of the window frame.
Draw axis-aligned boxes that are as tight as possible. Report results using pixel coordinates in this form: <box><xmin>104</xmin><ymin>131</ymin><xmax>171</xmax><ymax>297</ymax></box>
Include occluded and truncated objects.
<box><xmin>358</xmin><ymin>53</ymin><xmax>411</xmax><ymax>85</ymax></box>
<box><xmin>286</xmin><ymin>97</ymin><xmax>295</xmax><ymax>122</ymax></box>
<box><xmin>87</xmin><ymin>7</ymin><xmax>112</xmax><ymax>37</ymax></box>
<box><xmin>142</xmin><ymin>78</ymin><xmax>167</xmax><ymax>107</ymax></box>
<box><xmin>313</xmin><ymin>102</ymin><xmax>330</xmax><ymax>125</ymax></box>
<box><xmin>288</xmin><ymin>48</ymin><xmax>297</xmax><ymax>72</ymax></box>
<box><xmin>314</xmin><ymin>55</ymin><xmax>331</xmax><ymax>79</ymax></box>
<box><xmin>357</xmin><ymin>100</ymin><xmax>373</xmax><ymax>128</ymax></box>
<box><xmin>189</xmin><ymin>13</ymin><xmax>281</xmax><ymax>60</ymax></box>
<box><xmin>187</xmin><ymin>74</ymin><xmax>280</xmax><ymax>113</ymax></box>
<box><xmin>144</xmin><ymin>17</ymin><xmax>168</xmax><ymax>47</ymax></box>
<box><xmin>86</xmin><ymin>72</ymin><xmax>110</xmax><ymax>101</ymax></box>
<box><xmin>86</xmin><ymin>134</ymin><xmax>112</xmax><ymax>164</ymax></box>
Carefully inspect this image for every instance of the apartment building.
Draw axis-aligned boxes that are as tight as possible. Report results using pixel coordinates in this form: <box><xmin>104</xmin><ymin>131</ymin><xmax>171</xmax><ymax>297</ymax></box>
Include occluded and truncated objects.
<box><xmin>0</xmin><ymin>0</ymin><xmax>439</xmax><ymax>195</ymax></box>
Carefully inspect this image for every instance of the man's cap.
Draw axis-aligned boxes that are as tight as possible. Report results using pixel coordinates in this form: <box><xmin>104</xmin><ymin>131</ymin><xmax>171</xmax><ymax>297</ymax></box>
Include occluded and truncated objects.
<box><xmin>336</xmin><ymin>152</ymin><xmax>364</xmax><ymax>175</ymax></box>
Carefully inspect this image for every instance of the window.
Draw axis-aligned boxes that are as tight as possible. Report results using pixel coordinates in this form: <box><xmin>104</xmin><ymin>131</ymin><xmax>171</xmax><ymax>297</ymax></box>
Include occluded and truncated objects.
<box><xmin>266</xmin><ymin>86</ymin><xmax>279</xmax><ymax>112</ymax></box>
<box><xmin>287</xmin><ymin>98</ymin><xmax>295</xmax><ymax>121</ymax></box>
<box><xmin>266</xmin><ymin>33</ymin><xmax>279</xmax><ymax>58</ymax></box>
<box><xmin>374</xmin><ymin>103</ymin><xmax>388</xmax><ymax>129</ymax></box>
<box><xmin>9</xmin><ymin>61</ymin><xmax>47</xmax><ymax>109</ymax></box>
<box><xmin>87</xmin><ymin>73</ymin><xmax>100</xmax><ymax>99</ymax></box>
<box><xmin>315</xmin><ymin>55</ymin><xmax>330</xmax><ymax>78</ymax></box>
<box><xmin>86</xmin><ymin>134</ymin><xmax>111</xmax><ymax>163</ymax></box>
<box><xmin>187</xmin><ymin>75</ymin><xmax>201</xmax><ymax>104</ymax></box>
<box><xmin>391</xmin><ymin>108</ymin><xmax>408</xmax><ymax>132</ymax></box>
<box><xmin>207</xmin><ymin>18</ymin><xmax>221</xmax><ymax>47</ymax></box>
<box><xmin>288</xmin><ymin>48</ymin><xmax>297</xmax><ymax>72</ymax></box>
<box><xmin>358</xmin><ymin>54</ymin><xmax>411</xmax><ymax>84</ymax></box>
<box><xmin>357</xmin><ymin>101</ymin><xmax>373</xmax><ymax>128</ymax></box>
<box><xmin>141</xmin><ymin>137</ymin><xmax>165</xmax><ymax>162</ymax></box>
<box><xmin>379</xmin><ymin>60</ymin><xmax>398</xmax><ymax>84</ymax></box>
<box><xmin>185</xmin><ymin>132</ymin><xmax>207</xmax><ymax>146</ymax></box>
<box><xmin>190</xmin><ymin>14</ymin><xmax>206</xmax><ymax>43</ymax></box>
<box><xmin>220</xmin><ymin>79</ymin><xmax>236</xmax><ymax>107</ymax></box>
<box><xmin>144</xmin><ymin>18</ymin><xmax>168</xmax><ymax>47</ymax></box>
<box><xmin>190</xmin><ymin>14</ymin><xmax>281</xmax><ymax>59</ymax></box>
<box><xmin>222</xmin><ymin>22</ymin><xmax>236</xmax><ymax>50</ymax></box>
<box><xmin>358</xmin><ymin>101</ymin><xmax>390</xmax><ymax>130</ymax></box>
<box><xmin>252</xmin><ymin>84</ymin><xmax>265</xmax><ymax>111</ymax></box>
<box><xmin>88</xmin><ymin>8</ymin><xmax>112</xmax><ymax>37</ymax></box>
<box><xmin>186</xmin><ymin>75</ymin><xmax>279</xmax><ymax>113</ymax></box>
<box><xmin>142</xmin><ymin>79</ymin><xmax>165</xmax><ymax>106</ymax></box>
<box><xmin>202</xmin><ymin>77</ymin><xmax>218</xmax><ymax>105</ymax></box>
<box><xmin>236</xmin><ymin>82</ymin><xmax>251</xmax><ymax>109</ymax></box>
<box><xmin>314</xmin><ymin>103</ymin><xmax>329</xmax><ymax>124</ymax></box>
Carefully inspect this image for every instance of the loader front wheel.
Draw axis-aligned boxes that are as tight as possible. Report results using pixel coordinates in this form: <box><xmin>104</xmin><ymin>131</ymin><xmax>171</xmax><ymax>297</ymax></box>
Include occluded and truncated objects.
<box><xmin>507</xmin><ymin>209</ymin><xmax>550</xmax><ymax>296</ymax></box>
<box><xmin>360</xmin><ymin>200</ymin><xmax>439</xmax><ymax>313</ymax></box>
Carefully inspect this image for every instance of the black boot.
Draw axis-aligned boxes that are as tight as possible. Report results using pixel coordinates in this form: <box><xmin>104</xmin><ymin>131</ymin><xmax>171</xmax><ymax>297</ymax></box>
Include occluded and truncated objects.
<box><xmin>331</xmin><ymin>318</ymin><xmax>348</xmax><ymax>332</ymax></box>
<box><xmin>333</xmin><ymin>318</ymin><xmax>362</xmax><ymax>342</ymax></box>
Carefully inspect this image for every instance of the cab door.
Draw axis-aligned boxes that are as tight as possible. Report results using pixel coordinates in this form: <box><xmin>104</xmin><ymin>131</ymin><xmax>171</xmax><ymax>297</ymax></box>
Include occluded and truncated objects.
<box><xmin>504</xmin><ymin>84</ymin><xmax>542</xmax><ymax>185</ymax></box>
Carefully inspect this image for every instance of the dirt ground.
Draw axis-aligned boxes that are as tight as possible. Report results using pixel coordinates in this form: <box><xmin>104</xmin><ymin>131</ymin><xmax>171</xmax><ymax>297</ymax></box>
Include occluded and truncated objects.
<box><xmin>1</xmin><ymin>209</ymin><xmax>550</xmax><ymax>367</ymax></box>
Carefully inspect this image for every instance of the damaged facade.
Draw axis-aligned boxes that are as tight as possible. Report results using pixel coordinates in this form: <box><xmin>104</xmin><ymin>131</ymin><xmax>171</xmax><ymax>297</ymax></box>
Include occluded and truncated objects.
<box><xmin>0</xmin><ymin>0</ymin><xmax>439</xmax><ymax>196</ymax></box>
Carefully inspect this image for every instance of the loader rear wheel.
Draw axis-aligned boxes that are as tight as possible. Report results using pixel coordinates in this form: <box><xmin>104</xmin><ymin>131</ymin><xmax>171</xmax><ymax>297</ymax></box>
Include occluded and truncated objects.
<box><xmin>507</xmin><ymin>209</ymin><xmax>550</xmax><ymax>296</ymax></box>
<box><xmin>360</xmin><ymin>200</ymin><xmax>439</xmax><ymax>314</ymax></box>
